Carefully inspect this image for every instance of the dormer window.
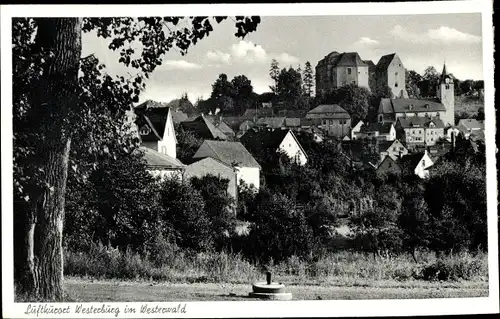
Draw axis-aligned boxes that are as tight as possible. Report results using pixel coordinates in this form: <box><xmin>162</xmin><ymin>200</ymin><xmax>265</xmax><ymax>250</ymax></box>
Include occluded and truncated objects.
<box><xmin>139</xmin><ymin>125</ymin><xmax>151</xmax><ymax>136</ymax></box>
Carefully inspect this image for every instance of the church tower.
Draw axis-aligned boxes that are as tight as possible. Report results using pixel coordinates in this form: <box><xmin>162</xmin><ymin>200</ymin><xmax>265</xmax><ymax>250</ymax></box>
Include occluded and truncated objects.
<box><xmin>436</xmin><ymin>63</ymin><xmax>455</xmax><ymax>127</ymax></box>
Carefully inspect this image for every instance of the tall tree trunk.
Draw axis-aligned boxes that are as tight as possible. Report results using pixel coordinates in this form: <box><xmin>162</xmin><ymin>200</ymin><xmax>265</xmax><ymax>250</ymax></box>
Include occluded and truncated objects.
<box><xmin>16</xmin><ymin>18</ymin><xmax>82</xmax><ymax>301</ymax></box>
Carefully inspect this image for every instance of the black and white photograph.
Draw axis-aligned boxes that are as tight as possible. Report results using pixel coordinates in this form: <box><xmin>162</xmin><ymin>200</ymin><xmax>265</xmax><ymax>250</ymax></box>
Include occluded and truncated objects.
<box><xmin>1</xmin><ymin>1</ymin><xmax>498</xmax><ymax>318</ymax></box>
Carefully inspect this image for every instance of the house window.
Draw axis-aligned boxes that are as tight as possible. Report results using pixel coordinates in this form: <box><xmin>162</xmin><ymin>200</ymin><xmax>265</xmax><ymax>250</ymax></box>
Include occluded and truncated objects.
<box><xmin>347</xmin><ymin>68</ymin><xmax>352</xmax><ymax>74</ymax></box>
<box><xmin>395</xmin><ymin>72</ymin><xmax>398</xmax><ymax>76</ymax></box>
<box><xmin>395</xmin><ymin>82</ymin><xmax>398</xmax><ymax>87</ymax></box>
<box><xmin>425</xmin><ymin>113</ymin><xmax>429</xmax><ymax>117</ymax></box>
<box><xmin>329</xmin><ymin>120</ymin><xmax>333</xmax><ymax>125</ymax></box>
<box><xmin>139</xmin><ymin>125</ymin><xmax>151</xmax><ymax>136</ymax></box>
<box><xmin>422</xmin><ymin>160</ymin><xmax>425</xmax><ymax>166</ymax></box>
<box><xmin>167</xmin><ymin>127</ymin><xmax>170</xmax><ymax>136</ymax></box>
<box><xmin>445</xmin><ymin>84</ymin><xmax>450</xmax><ymax>89</ymax></box>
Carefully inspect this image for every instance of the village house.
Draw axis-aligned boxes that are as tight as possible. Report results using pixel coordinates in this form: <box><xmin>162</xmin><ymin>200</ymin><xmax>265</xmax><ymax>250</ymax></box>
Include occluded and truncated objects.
<box><xmin>456</xmin><ymin>118</ymin><xmax>484</xmax><ymax>139</ymax></box>
<box><xmin>375</xmin><ymin>155</ymin><xmax>402</xmax><ymax>177</ymax></box>
<box><xmin>445</xmin><ymin>126</ymin><xmax>461</xmax><ymax>143</ymax></box>
<box><xmin>378</xmin><ymin>139</ymin><xmax>408</xmax><ymax>161</ymax></box>
<box><xmin>358</xmin><ymin>122</ymin><xmax>396</xmax><ymax>141</ymax></box>
<box><xmin>377</xmin><ymin>63</ymin><xmax>455</xmax><ymax>127</ymax></box>
<box><xmin>240</xmin><ymin>128</ymin><xmax>308</xmax><ymax>166</ymax></box>
<box><xmin>192</xmin><ymin>140</ymin><xmax>261</xmax><ymax>190</ymax></box>
<box><xmin>139</xmin><ymin>146</ymin><xmax>185</xmax><ymax>181</ymax></box>
<box><xmin>134</xmin><ymin>101</ymin><xmax>178</xmax><ymax>159</ymax></box>
<box><xmin>395</xmin><ymin>116</ymin><xmax>445</xmax><ymax>147</ymax></box>
<box><xmin>305</xmin><ymin>104</ymin><xmax>351</xmax><ymax>138</ymax></box>
<box><xmin>315</xmin><ymin>51</ymin><xmax>370</xmax><ymax>95</ymax></box>
<box><xmin>350</xmin><ymin>120</ymin><xmax>364</xmax><ymax>140</ymax></box>
<box><xmin>277</xmin><ymin>109</ymin><xmax>308</xmax><ymax>118</ymax></box>
<box><xmin>255</xmin><ymin>117</ymin><xmax>286</xmax><ymax>130</ymax></box>
<box><xmin>373</xmin><ymin>53</ymin><xmax>408</xmax><ymax>99</ymax></box>
<box><xmin>184</xmin><ymin>157</ymin><xmax>238</xmax><ymax>200</ymax></box>
<box><xmin>243</xmin><ymin>108</ymin><xmax>275</xmax><ymax>120</ymax></box>
<box><xmin>399</xmin><ymin>150</ymin><xmax>434</xmax><ymax>179</ymax></box>
<box><xmin>204</xmin><ymin>114</ymin><xmax>236</xmax><ymax>138</ymax></box>
<box><xmin>180</xmin><ymin>114</ymin><xmax>228</xmax><ymax>140</ymax></box>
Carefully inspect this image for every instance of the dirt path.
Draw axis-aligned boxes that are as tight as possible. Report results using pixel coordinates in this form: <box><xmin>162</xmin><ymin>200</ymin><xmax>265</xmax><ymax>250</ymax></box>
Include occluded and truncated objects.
<box><xmin>65</xmin><ymin>278</ymin><xmax>488</xmax><ymax>301</ymax></box>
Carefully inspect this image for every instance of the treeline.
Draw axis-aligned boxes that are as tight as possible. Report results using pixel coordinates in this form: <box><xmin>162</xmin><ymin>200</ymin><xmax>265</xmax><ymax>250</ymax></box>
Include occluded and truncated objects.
<box><xmin>58</xmin><ymin>127</ymin><xmax>486</xmax><ymax>267</ymax></box>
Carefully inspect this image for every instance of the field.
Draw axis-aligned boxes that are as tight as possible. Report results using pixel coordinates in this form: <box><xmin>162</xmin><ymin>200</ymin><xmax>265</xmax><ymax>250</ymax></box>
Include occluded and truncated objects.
<box><xmin>59</xmin><ymin>247</ymin><xmax>489</xmax><ymax>302</ymax></box>
<box><xmin>64</xmin><ymin>277</ymin><xmax>488</xmax><ymax>301</ymax></box>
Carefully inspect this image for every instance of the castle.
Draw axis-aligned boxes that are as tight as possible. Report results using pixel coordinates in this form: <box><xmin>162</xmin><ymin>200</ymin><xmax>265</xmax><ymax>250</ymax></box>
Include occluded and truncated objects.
<box><xmin>316</xmin><ymin>51</ymin><xmax>455</xmax><ymax>127</ymax></box>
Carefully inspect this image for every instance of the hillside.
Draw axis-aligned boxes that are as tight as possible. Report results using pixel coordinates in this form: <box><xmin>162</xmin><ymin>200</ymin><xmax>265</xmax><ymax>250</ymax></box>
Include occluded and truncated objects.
<box><xmin>454</xmin><ymin>95</ymin><xmax>484</xmax><ymax>119</ymax></box>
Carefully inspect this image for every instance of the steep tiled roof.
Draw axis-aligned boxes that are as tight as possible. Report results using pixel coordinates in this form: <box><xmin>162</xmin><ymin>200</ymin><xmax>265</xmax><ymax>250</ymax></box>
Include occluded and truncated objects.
<box><xmin>398</xmin><ymin>152</ymin><xmax>425</xmax><ymax>169</ymax></box>
<box><xmin>364</xmin><ymin>60</ymin><xmax>376</xmax><ymax>72</ymax></box>
<box><xmin>307</xmin><ymin>104</ymin><xmax>351</xmax><ymax>119</ymax></box>
<box><xmin>318</xmin><ymin>51</ymin><xmax>367</xmax><ymax>68</ymax></box>
<box><xmin>134</xmin><ymin>102</ymin><xmax>171</xmax><ymax>142</ymax></box>
<box><xmin>139</xmin><ymin>147</ymin><xmax>185</xmax><ymax>169</ymax></box>
<box><xmin>361</xmin><ymin>122</ymin><xmax>394</xmax><ymax>134</ymax></box>
<box><xmin>204</xmin><ymin>115</ymin><xmax>235</xmax><ymax>136</ymax></box>
<box><xmin>243</xmin><ymin>108</ymin><xmax>275</xmax><ymax>118</ymax></box>
<box><xmin>284</xmin><ymin>117</ymin><xmax>301</xmax><ymax>127</ymax></box>
<box><xmin>375</xmin><ymin>53</ymin><xmax>396</xmax><ymax>71</ymax></box>
<box><xmin>398</xmin><ymin>116</ymin><xmax>445</xmax><ymax>129</ymax></box>
<box><xmin>256</xmin><ymin>117</ymin><xmax>286</xmax><ymax>128</ymax></box>
<box><xmin>194</xmin><ymin>140</ymin><xmax>261</xmax><ymax>169</ymax></box>
<box><xmin>379</xmin><ymin>98</ymin><xmax>446</xmax><ymax>114</ymax></box>
<box><xmin>180</xmin><ymin>115</ymin><xmax>227</xmax><ymax>140</ymax></box>
<box><xmin>337</xmin><ymin>52</ymin><xmax>367</xmax><ymax>67</ymax></box>
<box><xmin>277</xmin><ymin>109</ymin><xmax>308</xmax><ymax>118</ymax></box>
<box><xmin>241</xmin><ymin>128</ymin><xmax>307</xmax><ymax>159</ymax></box>
<box><xmin>458</xmin><ymin>118</ymin><xmax>483</xmax><ymax>130</ymax></box>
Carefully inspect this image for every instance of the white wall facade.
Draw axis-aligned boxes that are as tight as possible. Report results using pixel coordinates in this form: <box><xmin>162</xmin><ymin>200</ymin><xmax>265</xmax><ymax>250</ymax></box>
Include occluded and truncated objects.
<box><xmin>158</xmin><ymin>111</ymin><xmax>177</xmax><ymax>159</ymax></box>
<box><xmin>414</xmin><ymin>152</ymin><xmax>434</xmax><ymax>179</ymax></box>
<box><xmin>278</xmin><ymin>131</ymin><xmax>308</xmax><ymax>166</ymax></box>
<box><xmin>235</xmin><ymin>166</ymin><xmax>260</xmax><ymax>190</ymax></box>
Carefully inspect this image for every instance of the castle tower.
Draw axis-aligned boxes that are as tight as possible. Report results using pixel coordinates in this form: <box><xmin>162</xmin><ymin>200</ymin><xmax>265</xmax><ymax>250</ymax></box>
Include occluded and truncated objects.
<box><xmin>436</xmin><ymin>63</ymin><xmax>455</xmax><ymax>127</ymax></box>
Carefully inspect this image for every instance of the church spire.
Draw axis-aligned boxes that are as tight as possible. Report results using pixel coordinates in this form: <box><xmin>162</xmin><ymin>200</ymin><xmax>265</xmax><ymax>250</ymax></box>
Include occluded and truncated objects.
<box><xmin>440</xmin><ymin>62</ymin><xmax>448</xmax><ymax>83</ymax></box>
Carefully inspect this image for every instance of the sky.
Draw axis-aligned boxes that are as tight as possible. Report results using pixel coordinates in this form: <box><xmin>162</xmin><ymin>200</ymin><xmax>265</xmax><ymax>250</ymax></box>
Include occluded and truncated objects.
<box><xmin>81</xmin><ymin>13</ymin><xmax>483</xmax><ymax>104</ymax></box>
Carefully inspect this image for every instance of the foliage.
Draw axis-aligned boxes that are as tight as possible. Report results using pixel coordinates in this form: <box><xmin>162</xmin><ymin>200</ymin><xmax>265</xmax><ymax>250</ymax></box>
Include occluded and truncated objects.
<box><xmin>405</xmin><ymin>70</ymin><xmax>422</xmax><ymax>98</ymax></box>
<box><xmin>245</xmin><ymin>191</ymin><xmax>318</xmax><ymax>263</ymax></box>
<box><xmin>14</xmin><ymin>15</ymin><xmax>261</xmax><ymax>300</ymax></box>
<box><xmin>269</xmin><ymin>58</ymin><xmax>280</xmax><ymax>94</ymax></box>
<box><xmin>190</xmin><ymin>175</ymin><xmax>237</xmax><ymax>250</ymax></box>
<box><xmin>275</xmin><ymin>67</ymin><xmax>304</xmax><ymax>108</ymax></box>
<box><xmin>302</xmin><ymin>61</ymin><xmax>314</xmax><ymax>97</ymax></box>
<box><xmin>349</xmin><ymin>184</ymin><xmax>403</xmax><ymax>256</ymax></box>
<box><xmin>64</xmin><ymin>147</ymin><xmax>161</xmax><ymax>252</ymax></box>
<box><xmin>424</xmin><ymin>158</ymin><xmax>487</xmax><ymax>253</ymax></box>
<box><xmin>317</xmin><ymin>84</ymin><xmax>371</xmax><ymax>123</ymax></box>
<box><xmin>175</xmin><ymin>123</ymin><xmax>204</xmax><ymax>163</ymax></box>
<box><xmin>158</xmin><ymin>178</ymin><xmax>212</xmax><ymax>251</ymax></box>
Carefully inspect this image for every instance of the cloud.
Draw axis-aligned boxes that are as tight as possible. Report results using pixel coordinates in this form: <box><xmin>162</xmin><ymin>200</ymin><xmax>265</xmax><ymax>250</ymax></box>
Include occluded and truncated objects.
<box><xmin>427</xmin><ymin>26</ymin><xmax>481</xmax><ymax>44</ymax></box>
<box><xmin>205</xmin><ymin>40</ymin><xmax>300</xmax><ymax>66</ymax></box>
<box><xmin>354</xmin><ymin>37</ymin><xmax>380</xmax><ymax>46</ymax></box>
<box><xmin>274</xmin><ymin>52</ymin><xmax>300</xmax><ymax>65</ymax></box>
<box><xmin>390</xmin><ymin>25</ymin><xmax>481</xmax><ymax>44</ymax></box>
<box><xmin>162</xmin><ymin>60</ymin><xmax>202</xmax><ymax>70</ymax></box>
<box><xmin>230</xmin><ymin>40</ymin><xmax>268</xmax><ymax>63</ymax></box>
<box><xmin>206</xmin><ymin>50</ymin><xmax>231</xmax><ymax>64</ymax></box>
